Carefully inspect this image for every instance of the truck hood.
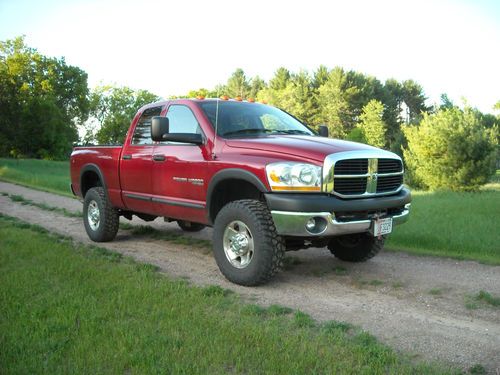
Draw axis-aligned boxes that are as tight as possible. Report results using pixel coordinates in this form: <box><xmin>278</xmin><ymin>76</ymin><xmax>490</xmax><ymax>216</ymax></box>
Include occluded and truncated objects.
<box><xmin>225</xmin><ymin>135</ymin><xmax>379</xmax><ymax>163</ymax></box>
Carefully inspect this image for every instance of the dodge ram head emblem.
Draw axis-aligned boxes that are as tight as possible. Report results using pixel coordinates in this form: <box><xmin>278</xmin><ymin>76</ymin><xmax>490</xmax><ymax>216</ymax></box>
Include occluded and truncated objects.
<box><xmin>366</xmin><ymin>159</ymin><xmax>378</xmax><ymax>193</ymax></box>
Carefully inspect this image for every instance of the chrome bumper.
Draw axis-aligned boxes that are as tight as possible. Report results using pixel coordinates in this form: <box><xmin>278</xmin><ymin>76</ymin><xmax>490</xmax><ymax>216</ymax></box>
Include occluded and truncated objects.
<box><xmin>271</xmin><ymin>204</ymin><xmax>410</xmax><ymax>237</ymax></box>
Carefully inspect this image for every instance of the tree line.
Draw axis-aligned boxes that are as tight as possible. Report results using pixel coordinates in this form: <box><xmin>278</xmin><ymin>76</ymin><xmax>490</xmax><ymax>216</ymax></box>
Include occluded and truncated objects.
<box><xmin>1</xmin><ymin>37</ymin><xmax>498</xmax><ymax>190</ymax></box>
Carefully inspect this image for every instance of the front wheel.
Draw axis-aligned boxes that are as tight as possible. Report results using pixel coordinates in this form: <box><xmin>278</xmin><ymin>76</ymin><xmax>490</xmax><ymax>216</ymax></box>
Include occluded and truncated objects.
<box><xmin>328</xmin><ymin>233</ymin><xmax>384</xmax><ymax>262</ymax></box>
<box><xmin>83</xmin><ymin>187</ymin><xmax>119</xmax><ymax>242</ymax></box>
<box><xmin>213</xmin><ymin>200</ymin><xmax>285</xmax><ymax>286</ymax></box>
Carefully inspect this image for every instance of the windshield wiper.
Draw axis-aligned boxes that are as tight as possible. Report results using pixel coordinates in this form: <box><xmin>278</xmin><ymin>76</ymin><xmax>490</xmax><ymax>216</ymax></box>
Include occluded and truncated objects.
<box><xmin>222</xmin><ymin>128</ymin><xmax>274</xmax><ymax>137</ymax></box>
<box><xmin>271</xmin><ymin>129</ymin><xmax>312</xmax><ymax>135</ymax></box>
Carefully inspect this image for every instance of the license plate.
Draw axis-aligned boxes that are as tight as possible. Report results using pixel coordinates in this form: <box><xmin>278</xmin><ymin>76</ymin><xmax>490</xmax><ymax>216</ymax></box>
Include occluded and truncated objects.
<box><xmin>373</xmin><ymin>217</ymin><xmax>393</xmax><ymax>237</ymax></box>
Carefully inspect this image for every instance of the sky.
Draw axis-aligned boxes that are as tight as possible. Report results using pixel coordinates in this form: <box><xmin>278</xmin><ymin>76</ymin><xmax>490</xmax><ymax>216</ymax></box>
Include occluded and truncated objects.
<box><xmin>1</xmin><ymin>0</ymin><xmax>499</xmax><ymax>113</ymax></box>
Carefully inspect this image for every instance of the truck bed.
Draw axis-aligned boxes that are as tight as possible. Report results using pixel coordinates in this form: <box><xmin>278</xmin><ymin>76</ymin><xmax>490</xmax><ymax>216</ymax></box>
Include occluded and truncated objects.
<box><xmin>70</xmin><ymin>146</ymin><xmax>125</xmax><ymax>209</ymax></box>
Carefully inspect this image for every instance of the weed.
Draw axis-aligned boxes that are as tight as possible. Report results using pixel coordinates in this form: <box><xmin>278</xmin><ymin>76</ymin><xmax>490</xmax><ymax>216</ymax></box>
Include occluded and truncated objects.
<box><xmin>429</xmin><ymin>288</ymin><xmax>442</xmax><ymax>296</ymax></box>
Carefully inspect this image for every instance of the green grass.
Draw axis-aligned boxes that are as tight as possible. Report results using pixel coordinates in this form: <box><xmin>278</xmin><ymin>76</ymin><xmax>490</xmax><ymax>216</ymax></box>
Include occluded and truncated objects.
<box><xmin>0</xmin><ymin>214</ymin><xmax>453</xmax><ymax>374</ymax></box>
<box><xmin>0</xmin><ymin>158</ymin><xmax>73</xmax><ymax>197</ymax></box>
<box><xmin>474</xmin><ymin>290</ymin><xmax>500</xmax><ymax>307</ymax></box>
<box><xmin>387</xmin><ymin>184</ymin><xmax>500</xmax><ymax>265</ymax></box>
<box><xmin>6</xmin><ymin>193</ymin><xmax>81</xmax><ymax>217</ymax></box>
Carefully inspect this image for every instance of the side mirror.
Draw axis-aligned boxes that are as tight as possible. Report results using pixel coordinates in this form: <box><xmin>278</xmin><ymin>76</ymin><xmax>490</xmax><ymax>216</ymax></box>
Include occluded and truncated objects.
<box><xmin>318</xmin><ymin>125</ymin><xmax>329</xmax><ymax>137</ymax></box>
<box><xmin>151</xmin><ymin>116</ymin><xmax>169</xmax><ymax>142</ymax></box>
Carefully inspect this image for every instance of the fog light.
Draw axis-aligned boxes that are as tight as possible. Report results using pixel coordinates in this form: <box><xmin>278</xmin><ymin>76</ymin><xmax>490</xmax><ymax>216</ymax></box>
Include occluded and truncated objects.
<box><xmin>306</xmin><ymin>218</ymin><xmax>316</xmax><ymax>231</ymax></box>
<box><xmin>305</xmin><ymin>216</ymin><xmax>327</xmax><ymax>234</ymax></box>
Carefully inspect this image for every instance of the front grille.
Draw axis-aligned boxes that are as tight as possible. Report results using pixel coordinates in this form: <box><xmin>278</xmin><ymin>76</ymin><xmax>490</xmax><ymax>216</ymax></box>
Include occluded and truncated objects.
<box><xmin>334</xmin><ymin>159</ymin><xmax>368</xmax><ymax>175</ymax></box>
<box><xmin>334</xmin><ymin>177</ymin><xmax>366</xmax><ymax>195</ymax></box>
<box><xmin>378</xmin><ymin>159</ymin><xmax>402</xmax><ymax>173</ymax></box>
<box><xmin>377</xmin><ymin>175</ymin><xmax>403</xmax><ymax>193</ymax></box>
<box><xmin>324</xmin><ymin>152</ymin><xmax>404</xmax><ymax>198</ymax></box>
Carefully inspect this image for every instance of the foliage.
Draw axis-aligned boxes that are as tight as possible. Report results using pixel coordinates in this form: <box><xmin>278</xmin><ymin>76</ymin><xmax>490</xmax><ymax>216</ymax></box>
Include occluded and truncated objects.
<box><xmin>225</xmin><ymin>68</ymin><xmax>250</xmax><ymax>98</ymax></box>
<box><xmin>0</xmin><ymin>36</ymin><xmax>89</xmax><ymax>159</ymax></box>
<box><xmin>403</xmin><ymin>106</ymin><xmax>498</xmax><ymax>191</ymax></box>
<box><xmin>357</xmin><ymin>99</ymin><xmax>387</xmax><ymax>148</ymax></box>
<box><xmin>85</xmin><ymin>85</ymin><xmax>160</xmax><ymax>144</ymax></box>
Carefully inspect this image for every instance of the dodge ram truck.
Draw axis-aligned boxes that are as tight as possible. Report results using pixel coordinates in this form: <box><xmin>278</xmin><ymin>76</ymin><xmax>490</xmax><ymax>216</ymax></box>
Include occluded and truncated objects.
<box><xmin>70</xmin><ymin>97</ymin><xmax>411</xmax><ymax>286</ymax></box>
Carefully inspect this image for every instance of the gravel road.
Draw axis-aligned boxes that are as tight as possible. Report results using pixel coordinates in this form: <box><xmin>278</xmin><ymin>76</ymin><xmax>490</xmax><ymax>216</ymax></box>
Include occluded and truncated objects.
<box><xmin>1</xmin><ymin>181</ymin><xmax>499</xmax><ymax>373</ymax></box>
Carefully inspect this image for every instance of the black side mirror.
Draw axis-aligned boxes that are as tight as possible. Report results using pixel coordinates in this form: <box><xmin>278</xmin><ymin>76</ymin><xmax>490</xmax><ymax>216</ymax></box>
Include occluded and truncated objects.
<box><xmin>318</xmin><ymin>125</ymin><xmax>329</xmax><ymax>137</ymax></box>
<box><xmin>151</xmin><ymin>116</ymin><xmax>169</xmax><ymax>141</ymax></box>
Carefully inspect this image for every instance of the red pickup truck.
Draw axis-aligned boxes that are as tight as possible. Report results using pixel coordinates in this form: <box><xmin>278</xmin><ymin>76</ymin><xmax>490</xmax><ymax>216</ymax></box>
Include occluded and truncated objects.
<box><xmin>70</xmin><ymin>98</ymin><xmax>411</xmax><ymax>285</ymax></box>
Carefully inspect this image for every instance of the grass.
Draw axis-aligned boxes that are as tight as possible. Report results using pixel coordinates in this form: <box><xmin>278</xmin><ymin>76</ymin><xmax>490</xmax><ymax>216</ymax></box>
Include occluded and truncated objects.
<box><xmin>386</xmin><ymin>181</ymin><xmax>500</xmax><ymax>265</ymax></box>
<box><xmin>6</xmin><ymin>193</ymin><xmax>81</xmax><ymax>217</ymax></box>
<box><xmin>0</xmin><ymin>158</ymin><xmax>73</xmax><ymax>197</ymax></box>
<box><xmin>1</xmin><ymin>158</ymin><xmax>499</xmax><ymax>265</ymax></box>
<box><xmin>474</xmin><ymin>290</ymin><xmax>500</xmax><ymax>307</ymax></box>
<box><xmin>0</xmin><ymin>214</ymin><xmax>453</xmax><ymax>374</ymax></box>
<box><xmin>429</xmin><ymin>288</ymin><xmax>443</xmax><ymax>296</ymax></box>
<box><xmin>464</xmin><ymin>290</ymin><xmax>500</xmax><ymax>310</ymax></box>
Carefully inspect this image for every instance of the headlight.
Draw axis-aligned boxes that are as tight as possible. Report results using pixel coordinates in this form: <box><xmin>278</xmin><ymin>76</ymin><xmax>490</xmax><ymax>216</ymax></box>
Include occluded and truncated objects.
<box><xmin>266</xmin><ymin>162</ymin><xmax>322</xmax><ymax>192</ymax></box>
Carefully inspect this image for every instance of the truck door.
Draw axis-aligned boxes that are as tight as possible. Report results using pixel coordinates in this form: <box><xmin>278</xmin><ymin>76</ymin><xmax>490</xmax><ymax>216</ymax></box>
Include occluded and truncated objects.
<box><xmin>120</xmin><ymin>106</ymin><xmax>163</xmax><ymax>214</ymax></box>
<box><xmin>151</xmin><ymin>103</ymin><xmax>210</xmax><ymax>223</ymax></box>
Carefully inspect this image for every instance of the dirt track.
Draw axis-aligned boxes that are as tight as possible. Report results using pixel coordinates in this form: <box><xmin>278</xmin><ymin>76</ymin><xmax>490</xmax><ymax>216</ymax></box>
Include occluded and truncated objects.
<box><xmin>1</xmin><ymin>181</ymin><xmax>499</xmax><ymax>373</ymax></box>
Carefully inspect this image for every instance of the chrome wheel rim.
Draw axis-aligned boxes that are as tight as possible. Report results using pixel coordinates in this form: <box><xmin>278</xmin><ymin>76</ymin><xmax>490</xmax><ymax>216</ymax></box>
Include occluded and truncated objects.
<box><xmin>223</xmin><ymin>220</ymin><xmax>254</xmax><ymax>269</ymax></box>
<box><xmin>87</xmin><ymin>200</ymin><xmax>100</xmax><ymax>231</ymax></box>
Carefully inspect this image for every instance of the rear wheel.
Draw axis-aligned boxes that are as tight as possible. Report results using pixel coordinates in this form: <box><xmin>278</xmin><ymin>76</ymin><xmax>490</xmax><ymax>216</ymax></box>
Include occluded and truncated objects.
<box><xmin>83</xmin><ymin>187</ymin><xmax>119</xmax><ymax>242</ymax></box>
<box><xmin>328</xmin><ymin>233</ymin><xmax>384</xmax><ymax>262</ymax></box>
<box><xmin>213</xmin><ymin>200</ymin><xmax>285</xmax><ymax>286</ymax></box>
<box><xmin>177</xmin><ymin>220</ymin><xmax>205</xmax><ymax>232</ymax></box>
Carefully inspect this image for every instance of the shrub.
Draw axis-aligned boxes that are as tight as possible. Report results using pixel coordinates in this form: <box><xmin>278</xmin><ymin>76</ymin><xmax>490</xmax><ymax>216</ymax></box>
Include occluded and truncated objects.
<box><xmin>403</xmin><ymin>107</ymin><xmax>497</xmax><ymax>191</ymax></box>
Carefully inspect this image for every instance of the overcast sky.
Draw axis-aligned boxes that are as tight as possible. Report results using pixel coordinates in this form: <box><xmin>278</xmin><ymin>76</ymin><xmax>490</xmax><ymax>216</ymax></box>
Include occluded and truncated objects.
<box><xmin>1</xmin><ymin>0</ymin><xmax>499</xmax><ymax>113</ymax></box>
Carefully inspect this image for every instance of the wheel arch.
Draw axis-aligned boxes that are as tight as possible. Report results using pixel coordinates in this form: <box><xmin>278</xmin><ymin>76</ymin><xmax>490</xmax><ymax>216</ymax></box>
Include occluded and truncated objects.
<box><xmin>80</xmin><ymin>164</ymin><xmax>108</xmax><ymax>198</ymax></box>
<box><xmin>206</xmin><ymin>169</ymin><xmax>269</xmax><ymax>224</ymax></box>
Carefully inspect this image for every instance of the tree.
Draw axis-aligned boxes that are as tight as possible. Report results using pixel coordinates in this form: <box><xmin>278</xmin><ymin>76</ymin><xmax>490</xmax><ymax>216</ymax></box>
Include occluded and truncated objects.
<box><xmin>358</xmin><ymin>100</ymin><xmax>386</xmax><ymax>148</ymax></box>
<box><xmin>0</xmin><ymin>36</ymin><xmax>89</xmax><ymax>159</ymax></box>
<box><xmin>87</xmin><ymin>85</ymin><xmax>160</xmax><ymax>144</ymax></box>
<box><xmin>403</xmin><ymin>106</ymin><xmax>497</xmax><ymax>191</ymax></box>
<box><xmin>316</xmin><ymin>67</ymin><xmax>359</xmax><ymax>137</ymax></box>
<box><xmin>269</xmin><ymin>67</ymin><xmax>291</xmax><ymax>90</ymax></box>
<box><xmin>249</xmin><ymin>76</ymin><xmax>266</xmax><ymax>99</ymax></box>
<box><xmin>225</xmin><ymin>68</ymin><xmax>250</xmax><ymax>98</ymax></box>
<box><xmin>312</xmin><ymin>65</ymin><xmax>329</xmax><ymax>89</ymax></box>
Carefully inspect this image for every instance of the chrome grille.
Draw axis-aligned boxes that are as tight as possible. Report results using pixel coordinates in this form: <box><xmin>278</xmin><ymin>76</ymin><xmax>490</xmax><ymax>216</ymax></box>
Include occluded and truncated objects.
<box><xmin>323</xmin><ymin>150</ymin><xmax>404</xmax><ymax>198</ymax></box>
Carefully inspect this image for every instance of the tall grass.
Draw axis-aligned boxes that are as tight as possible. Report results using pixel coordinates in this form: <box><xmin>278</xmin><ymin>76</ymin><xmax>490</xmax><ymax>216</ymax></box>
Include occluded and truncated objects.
<box><xmin>0</xmin><ymin>158</ymin><xmax>72</xmax><ymax>197</ymax></box>
<box><xmin>0</xmin><ymin>215</ymin><xmax>450</xmax><ymax>374</ymax></box>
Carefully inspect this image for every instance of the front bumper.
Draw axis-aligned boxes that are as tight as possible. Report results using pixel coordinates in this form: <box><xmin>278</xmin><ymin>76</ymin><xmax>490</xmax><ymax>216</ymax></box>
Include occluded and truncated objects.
<box><xmin>265</xmin><ymin>187</ymin><xmax>411</xmax><ymax>237</ymax></box>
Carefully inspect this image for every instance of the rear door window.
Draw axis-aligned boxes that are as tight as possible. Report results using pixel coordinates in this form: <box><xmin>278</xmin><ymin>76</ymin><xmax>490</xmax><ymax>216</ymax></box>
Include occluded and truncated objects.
<box><xmin>131</xmin><ymin>106</ymin><xmax>163</xmax><ymax>145</ymax></box>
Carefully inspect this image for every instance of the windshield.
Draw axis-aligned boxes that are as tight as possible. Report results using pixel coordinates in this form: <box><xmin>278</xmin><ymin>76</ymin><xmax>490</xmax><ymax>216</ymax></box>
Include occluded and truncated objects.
<box><xmin>198</xmin><ymin>101</ymin><xmax>315</xmax><ymax>138</ymax></box>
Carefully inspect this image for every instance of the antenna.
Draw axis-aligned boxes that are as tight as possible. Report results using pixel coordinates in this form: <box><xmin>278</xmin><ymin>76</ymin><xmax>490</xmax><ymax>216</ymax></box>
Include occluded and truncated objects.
<box><xmin>212</xmin><ymin>95</ymin><xmax>220</xmax><ymax>160</ymax></box>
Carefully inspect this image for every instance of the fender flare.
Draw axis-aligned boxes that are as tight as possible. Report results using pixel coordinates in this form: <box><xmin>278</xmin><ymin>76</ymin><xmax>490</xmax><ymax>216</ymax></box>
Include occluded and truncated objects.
<box><xmin>206</xmin><ymin>168</ymin><xmax>269</xmax><ymax>221</ymax></box>
<box><xmin>79</xmin><ymin>163</ymin><xmax>108</xmax><ymax>197</ymax></box>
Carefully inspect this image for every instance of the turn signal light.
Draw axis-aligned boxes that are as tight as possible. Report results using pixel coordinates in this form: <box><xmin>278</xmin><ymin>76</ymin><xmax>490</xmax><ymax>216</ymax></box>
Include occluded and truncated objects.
<box><xmin>196</xmin><ymin>95</ymin><xmax>205</xmax><ymax>100</ymax></box>
<box><xmin>248</xmin><ymin>97</ymin><xmax>255</xmax><ymax>103</ymax></box>
<box><xmin>235</xmin><ymin>96</ymin><xmax>243</xmax><ymax>101</ymax></box>
<box><xmin>220</xmin><ymin>95</ymin><xmax>229</xmax><ymax>100</ymax></box>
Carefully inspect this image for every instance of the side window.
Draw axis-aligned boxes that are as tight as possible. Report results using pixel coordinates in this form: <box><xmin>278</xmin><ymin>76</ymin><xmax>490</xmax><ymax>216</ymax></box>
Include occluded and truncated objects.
<box><xmin>132</xmin><ymin>106</ymin><xmax>163</xmax><ymax>145</ymax></box>
<box><xmin>166</xmin><ymin>105</ymin><xmax>201</xmax><ymax>136</ymax></box>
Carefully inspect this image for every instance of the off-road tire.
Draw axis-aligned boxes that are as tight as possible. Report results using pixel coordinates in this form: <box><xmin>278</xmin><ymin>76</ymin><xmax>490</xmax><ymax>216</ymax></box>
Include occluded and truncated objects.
<box><xmin>328</xmin><ymin>233</ymin><xmax>384</xmax><ymax>262</ymax></box>
<box><xmin>83</xmin><ymin>187</ymin><xmax>119</xmax><ymax>242</ymax></box>
<box><xmin>177</xmin><ymin>220</ymin><xmax>205</xmax><ymax>232</ymax></box>
<box><xmin>213</xmin><ymin>199</ymin><xmax>285</xmax><ymax>286</ymax></box>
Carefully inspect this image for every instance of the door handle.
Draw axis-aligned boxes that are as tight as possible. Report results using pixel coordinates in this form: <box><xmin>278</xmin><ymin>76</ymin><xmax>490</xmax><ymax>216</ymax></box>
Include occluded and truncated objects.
<box><xmin>152</xmin><ymin>154</ymin><xmax>166</xmax><ymax>162</ymax></box>
<box><xmin>122</xmin><ymin>154</ymin><xmax>132</xmax><ymax>160</ymax></box>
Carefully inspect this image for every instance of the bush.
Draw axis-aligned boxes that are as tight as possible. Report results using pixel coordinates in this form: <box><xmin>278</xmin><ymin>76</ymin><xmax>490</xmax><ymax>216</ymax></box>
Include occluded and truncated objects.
<box><xmin>403</xmin><ymin>107</ymin><xmax>497</xmax><ymax>191</ymax></box>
